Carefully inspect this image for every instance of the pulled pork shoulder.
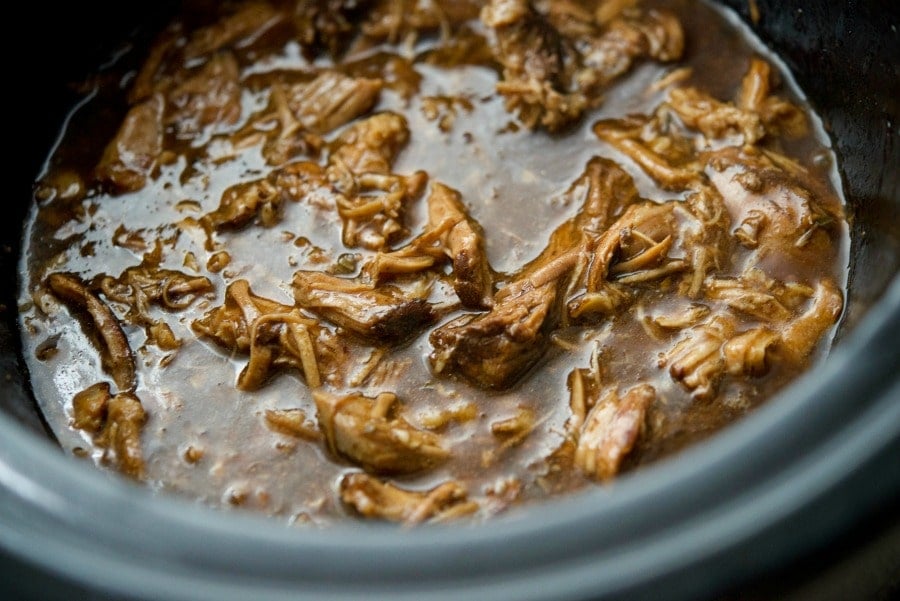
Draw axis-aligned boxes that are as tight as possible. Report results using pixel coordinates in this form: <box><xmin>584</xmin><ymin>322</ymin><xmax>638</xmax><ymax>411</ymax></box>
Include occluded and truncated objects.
<box><xmin>95</xmin><ymin>245</ymin><xmax>214</xmax><ymax>350</ymax></box>
<box><xmin>595</xmin><ymin>58</ymin><xmax>810</xmax><ymax>192</ymax></box>
<box><xmin>52</xmin><ymin>0</ymin><xmax>847</xmax><ymax>519</ymax></box>
<box><xmin>313</xmin><ymin>390</ymin><xmax>448</xmax><ymax>474</ymax></box>
<box><xmin>429</xmin><ymin>157</ymin><xmax>638</xmax><ymax>389</ymax></box>
<box><xmin>282</xmin><ymin>71</ymin><xmax>383</xmax><ymax>136</ymax></box>
<box><xmin>706</xmin><ymin>146</ymin><xmax>838</xmax><ymax>276</ymax></box>
<box><xmin>574</xmin><ymin>383</ymin><xmax>655</xmax><ymax>481</ymax></box>
<box><xmin>202</xmin><ymin>162</ymin><xmax>330</xmax><ymax>232</ymax></box>
<box><xmin>193</xmin><ymin>279</ymin><xmax>346</xmax><ymax>390</ymax></box>
<box><xmin>361</xmin><ymin>0</ymin><xmax>481</xmax><ymax>43</ymax></box>
<box><xmin>294</xmin><ymin>0</ymin><xmax>374</xmax><ymax>57</ymax></box>
<box><xmin>340</xmin><ymin>472</ymin><xmax>477</xmax><ymax>524</ymax></box>
<box><xmin>293</xmin><ymin>270</ymin><xmax>437</xmax><ymax>341</ymax></box>
<box><xmin>665</xmin><ymin>58</ymin><xmax>807</xmax><ymax>146</ymax></box>
<box><xmin>369</xmin><ymin>182</ymin><xmax>495</xmax><ymax>310</ymax></box>
<box><xmin>45</xmin><ymin>273</ymin><xmax>136</xmax><ymax>392</ymax></box>
<box><xmin>327</xmin><ymin>112</ymin><xmax>429</xmax><ymax>250</ymax></box>
<box><xmin>166</xmin><ymin>52</ymin><xmax>242</xmax><ymax>138</ymax></box>
<box><xmin>660</xmin><ymin>277</ymin><xmax>842</xmax><ymax>401</ymax></box>
<box><xmin>551</xmin><ymin>369</ymin><xmax>655</xmax><ymax>482</ymax></box>
<box><xmin>481</xmin><ymin>0</ymin><xmax>683</xmax><ymax>131</ymax></box>
<box><xmin>258</xmin><ymin>71</ymin><xmax>383</xmax><ymax>165</ymax></box>
<box><xmin>96</xmin><ymin>94</ymin><xmax>164</xmax><ymax>193</ymax></box>
<box><xmin>72</xmin><ymin>382</ymin><xmax>147</xmax><ymax>478</ymax></box>
<box><xmin>425</xmin><ymin>183</ymin><xmax>494</xmax><ymax>309</ymax></box>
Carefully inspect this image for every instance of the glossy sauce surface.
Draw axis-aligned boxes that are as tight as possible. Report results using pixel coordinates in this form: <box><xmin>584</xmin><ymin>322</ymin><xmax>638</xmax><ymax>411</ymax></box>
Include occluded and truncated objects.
<box><xmin>20</xmin><ymin>0</ymin><xmax>847</xmax><ymax>524</ymax></box>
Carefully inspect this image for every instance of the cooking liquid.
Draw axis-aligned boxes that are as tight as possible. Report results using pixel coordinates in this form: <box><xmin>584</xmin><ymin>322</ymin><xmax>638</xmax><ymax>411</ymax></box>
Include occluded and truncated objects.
<box><xmin>19</xmin><ymin>0</ymin><xmax>848</xmax><ymax>523</ymax></box>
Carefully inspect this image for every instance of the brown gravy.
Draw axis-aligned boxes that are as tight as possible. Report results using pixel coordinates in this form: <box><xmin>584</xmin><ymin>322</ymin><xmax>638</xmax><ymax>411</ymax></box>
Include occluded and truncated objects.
<box><xmin>20</xmin><ymin>0</ymin><xmax>848</xmax><ymax>525</ymax></box>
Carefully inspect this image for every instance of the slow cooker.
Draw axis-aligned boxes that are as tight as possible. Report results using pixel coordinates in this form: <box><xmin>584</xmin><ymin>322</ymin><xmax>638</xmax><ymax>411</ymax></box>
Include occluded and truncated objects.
<box><xmin>3</xmin><ymin>1</ymin><xmax>898</xmax><ymax>599</ymax></box>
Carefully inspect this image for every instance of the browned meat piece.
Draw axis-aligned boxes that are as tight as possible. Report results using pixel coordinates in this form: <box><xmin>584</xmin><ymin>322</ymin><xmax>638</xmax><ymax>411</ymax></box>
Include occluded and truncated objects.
<box><xmin>645</xmin><ymin>303</ymin><xmax>711</xmax><ymax>331</ymax></box>
<box><xmin>667</xmin><ymin>87</ymin><xmax>765</xmax><ymax>143</ymax></box>
<box><xmin>96</xmin><ymin>94</ymin><xmax>164</xmax><ymax>193</ymax></box>
<box><xmin>255</xmin><ymin>71</ymin><xmax>382</xmax><ymax>165</ymax></box>
<box><xmin>481</xmin><ymin>0</ymin><xmax>585</xmax><ymax>131</ymax></box>
<box><xmin>723</xmin><ymin>327</ymin><xmax>778</xmax><ymax>377</ymax></box>
<box><xmin>594</xmin><ymin>115</ymin><xmax>701</xmax><ymax>190</ymax></box>
<box><xmin>96</xmin><ymin>249</ymin><xmax>214</xmax><ymax>349</ymax></box>
<box><xmin>704</xmin><ymin>269</ymin><xmax>806</xmax><ymax>322</ymax></box>
<box><xmin>294</xmin><ymin>0</ymin><xmax>373</xmax><ymax>57</ymax></box>
<box><xmin>329</xmin><ymin>112</ymin><xmax>410</xmax><ymax>175</ymax></box>
<box><xmin>595</xmin><ymin>60</ymin><xmax>803</xmax><ymax>197</ymax></box>
<box><xmin>559</xmin><ymin>160</ymin><xmax>730</xmax><ymax>305</ymax></box>
<box><xmin>426</xmin><ymin>183</ymin><xmax>494</xmax><ymax>309</ymax></box>
<box><xmin>663</xmin><ymin>58</ymin><xmax>805</xmax><ymax>145</ymax></box>
<box><xmin>570</xmin><ymin>201</ymin><xmax>681</xmax><ymax>319</ymax></box>
<box><xmin>99</xmin><ymin>267</ymin><xmax>213</xmax><ymax>314</ymax></box>
<box><xmin>428</xmin><ymin>159</ymin><xmax>718</xmax><ymax>392</ymax></box>
<box><xmin>207</xmin><ymin>179</ymin><xmax>281</xmax><ymax>231</ymax></box>
<box><xmin>364</xmin><ymin>180</ymin><xmax>492</xmax><ymax>294</ymax></box>
<box><xmin>661</xmin><ymin>315</ymin><xmax>735</xmax><ymax>401</ymax></box>
<box><xmin>256</xmin><ymin>83</ymin><xmax>323</xmax><ymax>166</ymax></box>
<box><xmin>97</xmin><ymin>392</ymin><xmax>147</xmax><ymax>479</ymax></box>
<box><xmin>577</xmin><ymin>9</ymin><xmax>684</xmax><ymax>87</ymax></box>
<box><xmin>430</xmin><ymin>279</ymin><xmax>559</xmax><ymax>389</ymax></box>
<box><xmin>564</xmin><ymin>367</ymin><xmax>591</xmax><ymax>436</ymax></box>
<box><xmin>203</xmin><ymin>162</ymin><xmax>328</xmax><ymax>231</ymax></box>
<box><xmin>271</xmin><ymin>161</ymin><xmax>336</xmax><ymax>210</ymax></box>
<box><xmin>72</xmin><ymin>382</ymin><xmax>146</xmax><ymax>478</ymax></box>
<box><xmin>363</xmin><ymin>180</ymin><xmax>493</xmax><ymax>300</ymax></box>
<box><xmin>574</xmin><ymin>384</ymin><xmax>654</xmax><ymax>480</ymax></box>
<box><xmin>313</xmin><ymin>390</ymin><xmax>448</xmax><ymax>474</ymax></box>
<box><xmin>337</xmin><ymin>171</ymin><xmax>429</xmax><ymax>250</ymax></box>
<box><xmin>737</xmin><ymin>58</ymin><xmax>807</xmax><ymax>138</ymax></box>
<box><xmin>591</xmin><ymin>201</ymin><xmax>677</xmax><ymax>283</ymax></box>
<box><xmin>539</xmin><ymin>0</ymin><xmax>600</xmax><ymax>36</ymax></box>
<box><xmin>363</xmin><ymin>182</ymin><xmax>481</xmax><ymax>285</ymax></box>
<box><xmin>193</xmin><ymin>279</ymin><xmax>271</xmax><ymax>350</ymax></box>
<box><xmin>293</xmin><ymin>271</ymin><xmax>436</xmax><ymax>341</ymax></box>
<box><xmin>363</xmin><ymin>0</ymin><xmax>444</xmax><ymax>42</ymax></box>
<box><xmin>542</xmin><ymin>366</ymin><xmax>607</xmax><ymax>486</ymax></box>
<box><xmin>324</xmin><ymin>113</ymin><xmax>427</xmax><ymax>250</ymax></box>
<box><xmin>339</xmin><ymin>472</ymin><xmax>477</xmax><ymax>524</ymax></box>
<box><xmin>490</xmin><ymin>407</ymin><xmax>536</xmax><ymax>449</ymax></box>
<box><xmin>184</xmin><ymin>2</ymin><xmax>286</xmax><ymax>59</ymax></box>
<box><xmin>193</xmin><ymin>280</ymin><xmax>345</xmax><ymax>390</ymax></box>
<box><xmin>777</xmin><ymin>279</ymin><xmax>843</xmax><ymax>365</ymax></box>
<box><xmin>362</xmin><ymin>0</ymin><xmax>481</xmax><ymax>43</ymax></box>
<box><xmin>45</xmin><ymin>273</ymin><xmax>136</xmax><ymax>392</ymax></box>
<box><xmin>706</xmin><ymin>147</ymin><xmax>839</xmax><ymax>276</ymax></box>
<box><xmin>430</xmin><ymin>210</ymin><xmax>588</xmax><ymax>388</ymax></box>
<box><xmin>72</xmin><ymin>382</ymin><xmax>111</xmax><ymax>434</ymax></box>
<box><xmin>662</xmin><ymin>276</ymin><xmax>839</xmax><ymax>397</ymax></box>
<box><xmin>566</xmin><ymin>156</ymin><xmax>642</xmax><ymax>230</ymax></box>
<box><xmin>673</xmin><ymin>185</ymin><xmax>735</xmax><ymax>299</ymax></box>
<box><xmin>166</xmin><ymin>53</ymin><xmax>242</xmax><ymax>137</ymax></box>
<box><xmin>430</xmin><ymin>158</ymin><xmax>639</xmax><ymax>389</ymax></box>
<box><xmin>482</xmin><ymin>0</ymin><xmax>567</xmax><ymax>85</ymax></box>
<box><xmin>482</xmin><ymin>0</ymin><xmax>683</xmax><ymax>131</ymax></box>
<box><xmin>285</xmin><ymin>71</ymin><xmax>382</xmax><ymax>135</ymax></box>
<box><xmin>515</xmin><ymin>158</ymin><xmax>641</xmax><ymax>293</ymax></box>
<box><xmin>264</xmin><ymin>408</ymin><xmax>321</xmax><ymax>440</ymax></box>
<box><xmin>366</xmin><ymin>210</ymin><xmax>456</xmax><ymax>280</ymax></box>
